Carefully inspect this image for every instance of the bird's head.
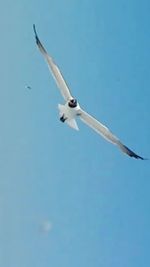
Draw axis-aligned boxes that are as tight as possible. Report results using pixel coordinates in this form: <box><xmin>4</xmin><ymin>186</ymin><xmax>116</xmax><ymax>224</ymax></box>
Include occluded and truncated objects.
<box><xmin>68</xmin><ymin>98</ymin><xmax>78</xmax><ymax>108</ymax></box>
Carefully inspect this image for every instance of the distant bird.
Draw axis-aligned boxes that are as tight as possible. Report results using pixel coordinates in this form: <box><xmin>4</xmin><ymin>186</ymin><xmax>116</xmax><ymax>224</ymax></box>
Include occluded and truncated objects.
<box><xmin>33</xmin><ymin>24</ymin><xmax>145</xmax><ymax>160</ymax></box>
<box><xmin>26</xmin><ymin>85</ymin><xmax>32</xmax><ymax>90</ymax></box>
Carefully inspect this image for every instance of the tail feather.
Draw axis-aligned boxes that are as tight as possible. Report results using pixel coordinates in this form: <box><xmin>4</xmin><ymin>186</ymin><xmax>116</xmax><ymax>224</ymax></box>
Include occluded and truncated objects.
<box><xmin>66</xmin><ymin>119</ymin><xmax>79</xmax><ymax>131</ymax></box>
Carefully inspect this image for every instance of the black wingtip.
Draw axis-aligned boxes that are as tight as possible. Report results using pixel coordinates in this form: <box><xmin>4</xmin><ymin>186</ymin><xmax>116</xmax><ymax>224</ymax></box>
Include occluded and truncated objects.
<box><xmin>33</xmin><ymin>24</ymin><xmax>39</xmax><ymax>44</ymax></box>
<box><xmin>33</xmin><ymin>24</ymin><xmax>36</xmax><ymax>35</ymax></box>
<box><xmin>119</xmin><ymin>143</ymin><xmax>146</xmax><ymax>160</ymax></box>
<box><xmin>33</xmin><ymin>24</ymin><xmax>47</xmax><ymax>55</ymax></box>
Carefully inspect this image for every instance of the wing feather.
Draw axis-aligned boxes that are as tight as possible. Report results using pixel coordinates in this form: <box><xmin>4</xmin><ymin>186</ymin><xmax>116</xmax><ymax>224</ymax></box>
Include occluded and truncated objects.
<box><xmin>33</xmin><ymin>24</ymin><xmax>73</xmax><ymax>101</ymax></box>
<box><xmin>79</xmin><ymin>109</ymin><xmax>144</xmax><ymax>159</ymax></box>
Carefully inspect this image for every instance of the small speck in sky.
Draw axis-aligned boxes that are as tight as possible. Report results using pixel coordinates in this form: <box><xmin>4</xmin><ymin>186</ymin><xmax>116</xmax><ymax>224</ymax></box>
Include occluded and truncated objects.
<box><xmin>40</xmin><ymin>220</ymin><xmax>53</xmax><ymax>234</ymax></box>
<box><xmin>25</xmin><ymin>85</ymin><xmax>32</xmax><ymax>90</ymax></box>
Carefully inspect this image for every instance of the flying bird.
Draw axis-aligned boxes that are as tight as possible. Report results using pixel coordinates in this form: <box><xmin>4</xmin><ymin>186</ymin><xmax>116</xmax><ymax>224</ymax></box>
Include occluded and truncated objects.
<box><xmin>25</xmin><ymin>85</ymin><xmax>32</xmax><ymax>90</ymax></box>
<box><xmin>33</xmin><ymin>24</ymin><xmax>145</xmax><ymax>160</ymax></box>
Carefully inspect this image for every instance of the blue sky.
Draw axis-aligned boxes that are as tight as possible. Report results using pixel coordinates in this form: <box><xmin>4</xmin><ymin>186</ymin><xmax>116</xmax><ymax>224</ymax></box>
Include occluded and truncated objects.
<box><xmin>1</xmin><ymin>0</ymin><xmax>150</xmax><ymax>266</ymax></box>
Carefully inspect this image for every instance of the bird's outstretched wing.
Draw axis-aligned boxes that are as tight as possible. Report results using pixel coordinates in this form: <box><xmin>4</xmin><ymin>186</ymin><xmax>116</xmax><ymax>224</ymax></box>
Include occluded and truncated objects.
<box><xmin>33</xmin><ymin>24</ymin><xmax>73</xmax><ymax>101</ymax></box>
<box><xmin>79</xmin><ymin>109</ymin><xmax>145</xmax><ymax>159</ymax></box>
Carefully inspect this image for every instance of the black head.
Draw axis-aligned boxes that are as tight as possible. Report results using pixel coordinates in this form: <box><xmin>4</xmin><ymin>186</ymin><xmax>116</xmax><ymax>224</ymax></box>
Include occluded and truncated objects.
<box><xmin>68</xmin><ymin>99</ymin><xmax>78</xmax><ymax>108</ymax></box>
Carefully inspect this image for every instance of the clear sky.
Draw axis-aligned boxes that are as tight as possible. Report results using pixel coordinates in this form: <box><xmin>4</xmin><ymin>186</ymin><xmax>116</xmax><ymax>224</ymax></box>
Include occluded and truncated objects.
<box><xmin>1</xmin><ymin>0</ymin><xmax>150</xmax><ymax>266</ymax></box>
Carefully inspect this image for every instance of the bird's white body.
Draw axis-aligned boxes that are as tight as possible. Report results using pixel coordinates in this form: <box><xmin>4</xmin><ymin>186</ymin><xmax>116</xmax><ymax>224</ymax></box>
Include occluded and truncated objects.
<box><xmin>33</xmin><ymin>24</ymin><xmax>145</xmax><ymax>160</ymax></box>
<box><xmin>58</xmin><ymin>102</ymin><xmax>80</xmax><ymax>130</ymax></box>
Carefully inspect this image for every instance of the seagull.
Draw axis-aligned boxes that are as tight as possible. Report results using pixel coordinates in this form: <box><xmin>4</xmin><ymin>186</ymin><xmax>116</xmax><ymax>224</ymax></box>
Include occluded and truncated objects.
<box><xmin>33</xmin><ymin>24</ymin><xmax>145</xmax><ymax>160</ymax></box>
